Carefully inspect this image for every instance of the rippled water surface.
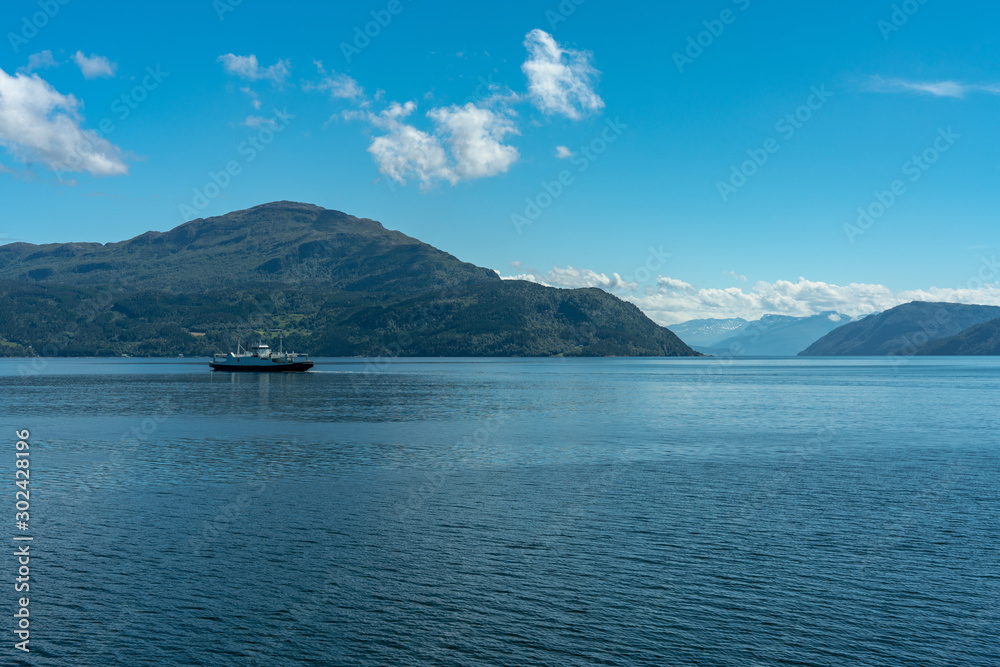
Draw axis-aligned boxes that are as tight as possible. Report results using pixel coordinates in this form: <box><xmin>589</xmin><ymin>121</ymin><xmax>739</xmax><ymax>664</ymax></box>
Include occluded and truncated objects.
<box><xmin>4</xmin><ymin>357</ymin><xmax>999</xmax><ymax>665</ymax></box>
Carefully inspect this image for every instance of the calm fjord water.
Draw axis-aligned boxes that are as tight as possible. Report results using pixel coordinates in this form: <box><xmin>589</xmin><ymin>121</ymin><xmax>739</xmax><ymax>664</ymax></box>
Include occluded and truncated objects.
<box><xmin>4</xmin><ymin>357</ymin><xmax>999</xmax><ymax>666</ymax></box>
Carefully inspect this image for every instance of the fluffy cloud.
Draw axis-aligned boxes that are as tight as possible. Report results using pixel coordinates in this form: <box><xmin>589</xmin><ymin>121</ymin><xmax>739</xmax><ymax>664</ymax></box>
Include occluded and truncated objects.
<box><xmin>428</xmin><ymin>103</ymin><xmax>519</xmax><ymax>180</ymax></box>
<box><xmin>310</xmin><ymin>73</ymin><xmax>362</xmax><ymax>99</ymax></box>
<box><xmin>866</xmin><ymin>75</ymin><xmax>1000</xmax><ymax>98</ymax></box>
<box><xmin>354</xmin><ymin>100</ymin><xmax>519</xmax><ymax>188</ymax></box>
<box><xmin>315</xmin><ymin>29</ymin><xmax>603</xmax><ymax>187</ymax></box>
<box><xmin>634</xmin><ymin>277</ymin><xmax>1000</xmax><ymax>325</ymax></box>
<box><xmin>21</xmin><ymin>50</ymin><xmax>58</xmax><ymax>74</ymax></box>
<box><xmin>303</xmin><ymin>61</ymin><xmax>362</xmax><ymax>99</ymax></box>
<box><xmin>366</xmin><ymin>102</ymin><xmax>454</xmax><ymax>188</ymax></box>
<box><xmin>243</xmin><ymin>115</ymin><xmax>278</xmax><ymax>128</ymax></box>
<box><xmin>656</xmin><ymin>276</ymin><xmax>697</xmax><ymax>293</ymax></box>
<box><xmin>218</xmin><ymin>54</ymin><xmax>290</xmax><ymax>85</ymax></box>
<box><xmin>725</xmin><ymin>270</ymin><xmax>748</xmax><ymax>283</ymax></box>
<box><xmin>240</xmin><ymin>86</ymin><xmax>261</xmax><ymax>109</ymax></box>
<box><xmin>522</xmin><ymin>29</ymin><xmax>604</xmax><ymax>119</ymax></box>
<box><xmin>0</xmin><ymin>67</ymin><xmax>128</xmax><ymax>177</ymax></box>
<box><xmin>73</xmin><ymin>51</ymin><xmax>117</xmax><ymax>79</ymax></box>
<box><xmin>504</xmin><ymin>265</ymin><xmax>638</xmax><ymax>293</ymax></box>
<box><xmin>322</xmin><ymin>28</ymin><xmax>604</xmax><ymax>187</ymax></box>
<box><xmin>501</xmin><ymin>264</ymin><xmax>1000</xmax><ymax>326</ymax></box>
<box><xmin>633</xmin><ymin>278</ymin><xmax>898</xmax><ymax>324</ymax></box>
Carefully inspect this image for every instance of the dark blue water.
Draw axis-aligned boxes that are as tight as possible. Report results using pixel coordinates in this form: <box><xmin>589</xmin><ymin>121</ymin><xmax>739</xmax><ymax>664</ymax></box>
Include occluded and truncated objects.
<box><xmin>4</xmin><ymin>357</ymin><xmax>999</xmax><ymax>665</ymax></box>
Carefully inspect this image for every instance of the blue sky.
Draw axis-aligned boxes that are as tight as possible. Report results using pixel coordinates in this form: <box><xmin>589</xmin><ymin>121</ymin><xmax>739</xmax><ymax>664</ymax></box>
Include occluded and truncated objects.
<box><xmin>1</xmin><ymin>0</ymin><xmax>998</xmax><ymax>324</ymax></box>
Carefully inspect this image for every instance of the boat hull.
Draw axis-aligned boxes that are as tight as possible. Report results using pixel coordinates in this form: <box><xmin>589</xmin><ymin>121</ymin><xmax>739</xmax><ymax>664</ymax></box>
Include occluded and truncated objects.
<box><xmin>210</xmin><ymin>361</ymin><xmax>314</xmax><ymax>372</ymax></box>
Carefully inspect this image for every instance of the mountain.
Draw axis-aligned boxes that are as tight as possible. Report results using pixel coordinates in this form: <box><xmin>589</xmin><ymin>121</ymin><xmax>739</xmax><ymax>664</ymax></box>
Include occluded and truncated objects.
<box><xmin>0</xmin><ymin>202</ymin><xmax>698</xmax><ymax>358</ymax></box>
<box><xmin>0</xmin><ymin>201</ymin><xmax>496</xmax><ymax>294</ymax></box>
<box><xmin>800</xmin><ymin>302</ymin><xmax>1000</xmax><ymax>356</ymax></box>
<box><xmin>673</xmin><ymin>312</ymin><xmax>852</xmax><ymax>356</ymax></box>
<box><xmin>669</xmin><ymin>317</ymin><xmax>749</xmax><ymax>348</ymax></box>
<box><xmin>703</xmin><ymin>312</ymin><xmax>852</xmax><ymax>356</ymax></box>
<box><xmin>912</xmin><ymin>318</ymin><xmax>1000</xmax><ymax>355</ymax></box>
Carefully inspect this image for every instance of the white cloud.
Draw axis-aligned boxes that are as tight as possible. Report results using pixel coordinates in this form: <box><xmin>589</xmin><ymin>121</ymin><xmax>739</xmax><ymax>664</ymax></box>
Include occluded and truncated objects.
<box><xmin>353</xmin><ymin>100</ymin><xmax>519</xmax><ymax>189</ymax></box>
<box><xmin>315</xmin><ymin>31</ymin><xmax>602</xmax><ymax>187</ymax></box>
<box><xmin>364</xmin><ymin>102</ymin><xmax>455</xmax><ymax>188</ymax></box>
<box><xmin>657</xmin><ymin>276</ymin><xmax>697</xmax><ymax>293</ymax></box>
<box><xmin>866</xmin><ymin>75</ymin><xmax>1000</xmax><ymax>98</ymax></box>
<box><xmin>500</xmin><ymin>264</ymin><xmax>1000</xmax><ymax>327</ymax></box>
<box><xmin>240</xmin><ymin>86</ymin><xmax>261</xmax><ymax>109</ymax></box>
<box><xmin>896</xmin><ymin>284</ymin><xmax>1000</xmax><ymax>306</ymax></box>
<box><xmin>428</xmin><ymin>103</ymin><xmax>519</xmax><ymax>180</ymax></box>
<box><xmin>218</xmin><ymin>54</ymin><xmax>290</xmax><ymax>85</ymax></box>
<box><xmin>304</xmin><ymin>61</ymin><xmax>363</xmax><ymax>99</ymax></box>
<box><xmin>635</xmin><ymin>277</ymin><xmax>899</xmax><ymax>324</ymax></box>
<box><xmin>243</xmin><ymin>115</ymin><xmax>278</xmax><ymax>128</ymax></box>
<box><xmin>503</xmin><ymin>265</ymin><xmax>637</xmax><ymax>292</ymax></box>
<box><xmin>522</xmin><ymin>29</ymin><xmax>604</xmax><ymax>119</ymax></box>
<box><xmin>0</xmin><ymin>67</ymin><xmax>128</xmax><ymax>177</ymax></box>
<box><xmin>633</xmin><ymin>277</ymin><xmax>1000</xmax><ymax>326</ymax></box>
<box><xmin>73</xmin><ymin>51</ymin><xmax>117</xmax><ymax>79</ymax></box>
<box><xmin>20</xmin><ymin>50</ymin><xmax>58</xmax><ymax>74</ymax></box>
<box><xmin>311</xmin><ymin>74</ymin><xmax>362</xmax><ymax>99</ymax></box>
<box><xmin>725</xmin><ymin>270</ymin><xmax>747</xmax><ymax>283</ymax></box>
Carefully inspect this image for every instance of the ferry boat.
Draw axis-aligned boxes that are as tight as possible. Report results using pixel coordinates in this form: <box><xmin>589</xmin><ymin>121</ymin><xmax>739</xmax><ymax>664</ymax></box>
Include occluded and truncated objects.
<box><xmin>210</xmin><ymin>337</ymin><xmax>314</xmax><ymax>372</ymax></box>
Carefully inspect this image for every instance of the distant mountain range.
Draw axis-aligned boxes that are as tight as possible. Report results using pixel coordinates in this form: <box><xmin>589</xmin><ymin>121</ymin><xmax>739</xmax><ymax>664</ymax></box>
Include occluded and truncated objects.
<box><xmin>672</xmin><ymin>312</ymin><xmax>853</xmax><ymax>356</ymax></box>
<box><xmin>0</xmin><ymin>202</ymin><xmax>698</xmax><ymax>358</ymax></box>
<box><xmin>800</xmin><ymin>302</ymin><xmax>1000</xmax><ymax>356</ymax></box>
<box><xmin>668</xmin><ymin>318</ymin><xmax>749</xmax><ymax>348</ymax></box>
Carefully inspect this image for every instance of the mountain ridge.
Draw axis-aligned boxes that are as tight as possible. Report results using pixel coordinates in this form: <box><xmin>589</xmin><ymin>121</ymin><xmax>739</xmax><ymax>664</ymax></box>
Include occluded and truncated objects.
<box><xmin>669</xmin><ymin>317</ymin><xmax>749</xmax><ymax>348</ymax></box>
<box><xmin>912</xmin><ymin>317</ymin><xmax>1000</xmax><ymax>355</ymax></box>
<box><xmin>1</xmin><ymin>202</ymin><xmax>698</xmax><ymax>358</ymax></box>
<box><xmin>799</xmin><ymin>302</ymin><xmax>1000</xmax><ymax>356</ymax></box>
<box><xmin>673</xmin><ymin>312</ymin><xmax>853</xmax><ymax>356</ymax></box>
<box><xmin>0</xmin><ymin>201</ymin><xmax>499</xmax><ymax>294</ymax></box>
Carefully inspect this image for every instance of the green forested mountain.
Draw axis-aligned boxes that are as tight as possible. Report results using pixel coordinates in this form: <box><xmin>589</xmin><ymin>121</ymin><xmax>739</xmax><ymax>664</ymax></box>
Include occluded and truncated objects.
<box><xmin>0</xmin><ymin>202</ymin><xmax>697</xmax><ymax>358</ymax></box>
<box><xmin>0</xmin><ymin>201</ymin><xmax>496</xmax><ymax>293</ymax></box>
<box><xmin>799</xmin><ymin>301</ymin><xmax>1000</xmax><ymax>356</ymax></box>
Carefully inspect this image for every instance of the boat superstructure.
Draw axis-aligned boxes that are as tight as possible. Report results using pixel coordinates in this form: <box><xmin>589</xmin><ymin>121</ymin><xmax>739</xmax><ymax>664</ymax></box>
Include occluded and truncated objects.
<box><xmin>210</xmin><ymin>336</ymin><xmax>314</xmax><ymax>372</ymax></box>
